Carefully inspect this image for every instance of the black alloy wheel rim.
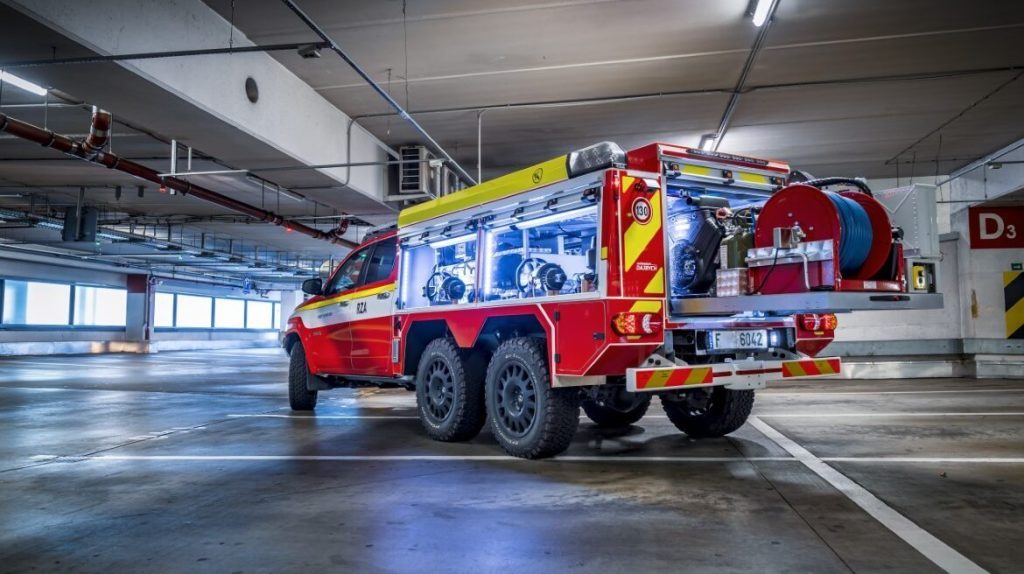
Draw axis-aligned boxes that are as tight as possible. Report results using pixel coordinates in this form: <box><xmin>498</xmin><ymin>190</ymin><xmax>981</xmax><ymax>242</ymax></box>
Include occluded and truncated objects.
<box><xmin>424</xmin><ymin>358</ymin><xmax>455</xmax><ymax>422</ymax></box>
<box><xmin>496</xmin><ymin>361</ymin><xmax>537</xmax><ymax>437</ymax></box>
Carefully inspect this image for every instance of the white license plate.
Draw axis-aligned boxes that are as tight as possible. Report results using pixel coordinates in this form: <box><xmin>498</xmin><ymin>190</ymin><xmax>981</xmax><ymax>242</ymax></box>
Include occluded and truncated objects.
<box><xmin>709</xmin><ymin>330</ymin><xmax>768</xmax><ymax>350</ymax></box>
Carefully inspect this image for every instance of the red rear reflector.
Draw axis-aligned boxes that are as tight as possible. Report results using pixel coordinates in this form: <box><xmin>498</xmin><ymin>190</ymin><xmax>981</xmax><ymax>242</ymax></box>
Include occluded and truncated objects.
<box><xmin>611</xmin><ymin>312</ymin><xmax>661</xmax><ymax>336</ymax></box>
<box><xmin>799</xmin><ymin>313</ymin><xmax>838</xmax><ymax>331</ymax></box>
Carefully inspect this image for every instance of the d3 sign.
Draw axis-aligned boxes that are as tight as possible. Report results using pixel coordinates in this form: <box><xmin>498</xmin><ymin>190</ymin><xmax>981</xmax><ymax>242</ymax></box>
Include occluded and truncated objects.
<box><xmin>969</xmin><ymin>207</ymin><xmax>1023</xmax><ymax>249</ymax></box>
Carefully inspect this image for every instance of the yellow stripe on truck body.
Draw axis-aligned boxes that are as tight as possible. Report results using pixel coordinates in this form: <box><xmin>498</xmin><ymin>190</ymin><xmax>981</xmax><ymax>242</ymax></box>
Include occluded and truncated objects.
<box><xmin>398</xmin><ymin>156</ymin><xmax>569</xmax><ymax>228</ymax></box>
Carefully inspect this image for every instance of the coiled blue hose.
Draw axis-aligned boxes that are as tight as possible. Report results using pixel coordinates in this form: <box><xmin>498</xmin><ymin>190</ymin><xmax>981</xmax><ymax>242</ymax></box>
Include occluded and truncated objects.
<box><xmin>824</xmin><ymin>192</ymin><xmax>872</xmax><ymax>275</ymax></box>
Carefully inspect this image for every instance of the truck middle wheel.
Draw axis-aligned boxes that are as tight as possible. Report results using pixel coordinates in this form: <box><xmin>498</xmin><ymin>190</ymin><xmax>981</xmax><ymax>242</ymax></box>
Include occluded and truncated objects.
<box><xmin>660</xmin><ymin>387</ymin><xmax>755</xmax><ymax>438</ymax></box>
<box><xmin>414</xmin><ymin>338</ymin><xmax>487</xmax><ymax>442</ymax></box>
<box><xmin>485</xmin><ymin>337</ymin><xmax>580</xmax><ymax>459</ymax></box>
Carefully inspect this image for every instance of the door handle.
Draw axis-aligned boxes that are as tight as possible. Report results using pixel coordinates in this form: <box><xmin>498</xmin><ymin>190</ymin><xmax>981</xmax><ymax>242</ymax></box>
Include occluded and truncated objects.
<box><xmin>377</xmin><ymin>292</ymin><xmax>391</xmax><ymax>300</ymax></box>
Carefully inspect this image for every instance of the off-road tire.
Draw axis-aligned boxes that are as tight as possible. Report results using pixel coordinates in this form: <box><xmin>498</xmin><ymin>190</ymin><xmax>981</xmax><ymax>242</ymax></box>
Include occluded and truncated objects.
<box><xmin>660</xmin><ymin>387</ymin><xmax>754</xmax><ymax>438</ymax></box>
<box><xmin>582</xmin><ymin>394</ymin><xmax>651</xmax><ymax>427</ymax></box>
<box><xmin>288</xmin><ymin>342</ymin><xmax>318</xmax><ymax>411</ymax></box>
<box><xmin>415</xmin><ymin>338</ymin><xmax>487</xmax><ymax>442</ymax></box>
<box><xmin>485</xmin><ymin>337</ymin><xmax>579</xmax><ymax>459</ymax></box>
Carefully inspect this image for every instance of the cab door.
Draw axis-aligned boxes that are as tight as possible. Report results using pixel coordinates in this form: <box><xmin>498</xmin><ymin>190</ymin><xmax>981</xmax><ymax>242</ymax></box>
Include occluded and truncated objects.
<box><xmin>348</xmin><ymin>236</ymin><xmax>399</xmax><ymax>376</ymax></box>
<box><xmin>307</xmin><ymin>243</ymin><xmax>374</xmax><ymax>374</ymax></box>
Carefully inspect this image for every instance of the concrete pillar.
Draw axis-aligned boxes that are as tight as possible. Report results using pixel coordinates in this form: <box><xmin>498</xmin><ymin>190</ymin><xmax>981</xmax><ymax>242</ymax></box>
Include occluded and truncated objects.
<box><xmin>278</xmin><ymin>290</ymin><xmax>302</xmax><ymax>329</ymax></box>
<box><xmin>125</xmin><ymin>274</ymin><xmax>152</xmax><ymax>353</ymax></box>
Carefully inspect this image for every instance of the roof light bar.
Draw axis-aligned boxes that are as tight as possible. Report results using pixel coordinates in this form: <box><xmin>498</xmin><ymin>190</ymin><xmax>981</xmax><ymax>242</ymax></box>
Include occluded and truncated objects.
<box><xmin>0</xmin><ymin>71</ymin><xmax>47</xmax><ymax>96</ymax></box>
<box><xmin>566</xmin><ymin>141</ymin><xmax>625</xmax><ymax>178</ymax></box>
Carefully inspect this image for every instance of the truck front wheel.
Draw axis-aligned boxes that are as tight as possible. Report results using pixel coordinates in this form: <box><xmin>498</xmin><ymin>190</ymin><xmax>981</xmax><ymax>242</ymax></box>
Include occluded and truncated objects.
<box><xmin>415</xmin><ymin>338</ymin><xmax>487</xmax><ymax>442</ymax></box>
<box><xmin>660</xmin><ymin>387</ymin><xmax>754</xmax><ymax>438</ymax></box>
<box><xmin>288</xmin><ymin>341</ymin><xmax>318</xmax><ymax>411</ymax></box>
<box><xmin>485</xmin><ymin>337</ymin><xmax>579</xmax><ymax>459</ymax></box>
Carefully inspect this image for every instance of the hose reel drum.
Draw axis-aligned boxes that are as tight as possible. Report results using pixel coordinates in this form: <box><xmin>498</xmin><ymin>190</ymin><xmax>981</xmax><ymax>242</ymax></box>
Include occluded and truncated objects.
<box><xmin>749</xmin><ymin>182</ymin><xmax>905</xmax><ymax>293</ymax></box>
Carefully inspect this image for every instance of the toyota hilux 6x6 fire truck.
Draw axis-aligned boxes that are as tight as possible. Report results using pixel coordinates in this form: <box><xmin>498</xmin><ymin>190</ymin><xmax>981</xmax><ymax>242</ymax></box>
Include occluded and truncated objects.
<box><xmin>282</xmin><ymin>142</ymin><xmax>943</xmax><ymax>459</ymax></box>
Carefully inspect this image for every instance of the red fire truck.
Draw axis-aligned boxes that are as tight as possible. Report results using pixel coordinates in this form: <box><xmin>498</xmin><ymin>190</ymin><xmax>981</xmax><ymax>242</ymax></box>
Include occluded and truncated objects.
<box><xmin>282</xmin><ymin>142</ymin><xmax>942</xmax><ymax>458</ymax></box>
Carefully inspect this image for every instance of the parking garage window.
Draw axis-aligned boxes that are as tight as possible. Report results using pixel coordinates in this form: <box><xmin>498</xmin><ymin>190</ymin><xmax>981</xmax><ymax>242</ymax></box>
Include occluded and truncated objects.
<box><xmin>214</xmin><ymin>298</ymin><xmax>245</xmax><ymax>329</ymax></box>
<box><xmin>2</xmin><ymin>280</ymin><xmax>72</xmax><ymax>325</ymax></box>
<box><xmin>152</xmin><ymin>291</ymin><xmax>281</xmax><ymax>330</ymax></box>
<box><xmin>0</xmin><ymin>279</ymin><xmax>131</xmax><ymax>328</ymax></box>
<box><xmin>73</xmin><ymin>286</ymin><xmax>128</xmax><ymax>327</ymax></box>
<box><xmin>246</xmin><ymin>300</ymin><xmax>274</xmax><ymax>330</ymax></box>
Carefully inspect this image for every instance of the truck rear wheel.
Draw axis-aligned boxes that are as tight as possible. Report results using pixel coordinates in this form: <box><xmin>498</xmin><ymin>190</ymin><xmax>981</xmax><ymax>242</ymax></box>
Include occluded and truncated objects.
<box><xmin>415</xmin><ymin>338</ymin><xmax>486</xmax><ymax>442</ymax></box>
<box><xmin>485</xmin><ymin>337</ymin><xmax>579</xmax><ymax>459</ymax></box>
<box><xmin>288</xmin><ymin>341</ymin><xmax>318</xmax><ymax>411</ymax></box>
<box><xmin>660</xmin><ymin>387</ymin><xmax>754</xmax><ymax>438</ymax></box>
<box><xmin>582</xmin><ymin>390</ymin><xmax>651</xmax><ymax>427</ymax></box>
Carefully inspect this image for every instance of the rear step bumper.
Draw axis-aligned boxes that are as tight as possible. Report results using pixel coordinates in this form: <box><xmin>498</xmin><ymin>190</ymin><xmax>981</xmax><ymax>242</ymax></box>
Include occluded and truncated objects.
<box><xmin>626</xmin><ymin>357</ymin><xmax>841</xmax><ymax>392</ymax></box>
<box><xmin>671</xmin><ymin>292</ymin><xmax>942</xmax><ymax>316</ymax></box>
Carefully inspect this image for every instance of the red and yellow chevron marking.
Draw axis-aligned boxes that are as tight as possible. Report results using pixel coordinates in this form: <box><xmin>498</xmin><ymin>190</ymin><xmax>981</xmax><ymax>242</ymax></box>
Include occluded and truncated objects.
<box><xmin>622</xmin><ymin>176</ymin><xmax>663</xmax><ymax>270</ymax></box>
<box><xmin>643</xmin><ymin>268</ymin><xmax>665</xmax><ymax>295</ymax></box>
<box><xmin>635</xmin><ymin>366</ymin><xmax>713</xmax><ymax>390</ymax></box>
<box><xmin>781</xmin><ymin>358</ymin><xmax>841</xmax><ymax>378</ymax></box>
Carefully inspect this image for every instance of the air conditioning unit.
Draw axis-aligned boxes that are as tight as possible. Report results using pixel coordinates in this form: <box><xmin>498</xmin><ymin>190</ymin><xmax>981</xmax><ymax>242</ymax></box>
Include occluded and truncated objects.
<box><xmin>399</xmin><ymin>145</ymin><xmax>431</xmax><ymax>196</ymax></box>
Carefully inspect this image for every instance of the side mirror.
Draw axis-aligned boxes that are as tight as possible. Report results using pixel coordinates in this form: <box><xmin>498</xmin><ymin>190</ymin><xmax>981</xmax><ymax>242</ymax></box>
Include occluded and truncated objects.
<box><xmin>301</xmin><ymin>278</ymin><xmax>323</xmax><ymax>296</ymax></box>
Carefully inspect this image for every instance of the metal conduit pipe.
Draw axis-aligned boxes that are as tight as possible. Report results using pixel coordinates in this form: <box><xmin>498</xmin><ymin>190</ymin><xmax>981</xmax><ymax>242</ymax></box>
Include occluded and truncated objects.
<box><xmin>280</xmin><ymin>0</ymin><xmax>476</xmax><ymax>187</ymax></box>
<box><xmin>0</xmin><ymin>111</ymin><xmax>357</xmax><ymax>248</ymax></box>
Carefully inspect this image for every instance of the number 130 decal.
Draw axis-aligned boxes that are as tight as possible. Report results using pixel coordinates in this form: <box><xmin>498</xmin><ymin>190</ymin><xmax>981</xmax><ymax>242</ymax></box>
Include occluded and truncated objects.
<box><xmin>632</xmin><ymin>197</ymin><xmax>653</xmax><ymax>224</ymax></box>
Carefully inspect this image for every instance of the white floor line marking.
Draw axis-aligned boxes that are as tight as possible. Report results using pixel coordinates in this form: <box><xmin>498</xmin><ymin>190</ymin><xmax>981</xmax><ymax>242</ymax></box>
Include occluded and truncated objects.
<box><xmin>31</xmin><ymin>453</ymin><xmax>1024</xmax><ymax>465</ymax></box>
<box><xmin>749</xmin><ymin>416</ymin><xmax>987</xmax><ymax>574</ymax></box>
<box><xmin>0</xmin><ymin>360</ymin><xmax>102</xmax><ymax>368</ymax></box>
<box><xmin>759</xmin><ymin>412</ymin><xmax>1024</xmax><ymax>418</ymax></box>
<box><xmin>768</xmin><ymin>388</ymin><xmax>1024</xmax><ymax>396</ymax></box>
<box><xmin>227</xmin><ymin>414</ymin><xmax>418</xmax><ymax>420</ymax></box>
<box><xmin>821</xmin><ymin>457</ymin><xmax>1024</xmax><ymax>464</ymax></box>
<box><xmin>61</xmin><ymin>455</ymin><xmax>796</xmax><ymax>463</ymax></box>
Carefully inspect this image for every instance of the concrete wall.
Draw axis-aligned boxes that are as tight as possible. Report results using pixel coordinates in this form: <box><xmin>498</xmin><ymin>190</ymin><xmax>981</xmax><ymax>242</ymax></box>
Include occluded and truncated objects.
<box><xmin>828</xmin><ymin>234</ymin><xmax>961</xmax><ymax>349</ymax></box>
<box><xmin>1</xmin><ymin>255</ymin><xmax>289</xmax><ymax>356</ymax></box>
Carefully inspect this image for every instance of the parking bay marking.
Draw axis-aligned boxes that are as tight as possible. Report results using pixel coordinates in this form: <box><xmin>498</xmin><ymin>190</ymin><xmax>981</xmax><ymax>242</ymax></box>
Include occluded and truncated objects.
<box><xmin>228</xmin><ymin>413</ymin><xmax>419</xmax><ymax>420</ymax></box>
<box><xmin>768</xmin><ymin>388</ymin><xmax>1024</xmax><ymax>396</ymax></box>
<box><xmin>224</xmin><ymin>412</ymin><xmax>1024</xmax><ymax>421</ymax></box>
<box><xmin>757</xmin><ymin>412</ymin><xmax>1024</xmax><ymax>418</ymax></box>
<box><xmin>36</xmin><ymin>453</ymin><xmax>1024</xmax><ymax>465</ymax></box>
<box><xmin>62</xmin><ymin>455</ymin><xmax>798</xmax><ymax>462</ymax></box>
<box><xmin>749</xmin><ymin>416</ymin><xmax>987</xmax><ymax>574</ymax></box>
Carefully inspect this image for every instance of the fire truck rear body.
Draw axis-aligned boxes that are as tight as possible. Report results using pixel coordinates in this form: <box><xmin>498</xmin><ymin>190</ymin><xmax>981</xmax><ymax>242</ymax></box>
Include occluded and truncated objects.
<box><xmin>282</xmin><ymin>140</ymin><xmax>942</xmax><ymax>458</ymax></box>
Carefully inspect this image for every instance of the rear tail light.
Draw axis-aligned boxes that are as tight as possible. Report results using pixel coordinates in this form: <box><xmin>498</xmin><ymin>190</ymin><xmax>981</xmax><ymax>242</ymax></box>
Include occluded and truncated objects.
<box><xmin>799</xmin><ymin>313</ymin><xmax>838</xmax><ymax>332</ymax></box>
<box><xmin>611</xmin><ymin>312</ymin><xmax>661</xmax><ymax>336</ymax></box>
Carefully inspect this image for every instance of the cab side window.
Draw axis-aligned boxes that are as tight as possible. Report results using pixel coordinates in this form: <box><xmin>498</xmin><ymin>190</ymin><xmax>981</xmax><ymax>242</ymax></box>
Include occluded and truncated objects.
<box><xmin>363</xmin><ymin>237</ymin><xmax>398</xmax><ymax>285</ymax></box>
<box><xmin>324</xmin><ymin>245</ymin><xmax>372</xmax><ymax>295</ymax></box>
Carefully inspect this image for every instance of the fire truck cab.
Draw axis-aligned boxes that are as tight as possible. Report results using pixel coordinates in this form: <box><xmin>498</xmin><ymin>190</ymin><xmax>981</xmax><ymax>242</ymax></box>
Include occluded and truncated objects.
<box><xmin>282</xmin><ymin>141</ymin><xmax>942</xmax><ymax>459</ymax></box>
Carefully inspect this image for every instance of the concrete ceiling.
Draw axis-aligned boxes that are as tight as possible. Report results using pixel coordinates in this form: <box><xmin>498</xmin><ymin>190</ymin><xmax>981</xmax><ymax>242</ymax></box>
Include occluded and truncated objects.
<box><xmin>1</xmin><ymin>0</ymin><xmax>1023</xmax><ymax>286</ymax></box>
<box><xmin>207</xmin><ymin>0</ymin><xmax>1024</xmax><ymax>179</ymax></box>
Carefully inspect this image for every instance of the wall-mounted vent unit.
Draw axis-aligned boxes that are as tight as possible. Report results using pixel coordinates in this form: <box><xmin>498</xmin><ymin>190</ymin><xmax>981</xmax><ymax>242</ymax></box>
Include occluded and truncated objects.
<box><xmin>399</xmin><ymin>145</ymin><xmax>431</xmax><ymax>196</ymax></box>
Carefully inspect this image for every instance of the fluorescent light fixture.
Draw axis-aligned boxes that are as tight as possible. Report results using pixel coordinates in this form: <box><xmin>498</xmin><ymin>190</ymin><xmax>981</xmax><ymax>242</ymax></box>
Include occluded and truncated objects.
<box><xmin>482</xmin><ymin>230</ymin><xmax>495</xmax><ymax>297</ymax></box>
<box><xmin>751</xmin><ymin>0</ymin><xmax>774</xmax><ymax>27</ymax></box>
<box><xmin>0</xmin><ymin>71</ymin><xmax>47</xmax><ymax>96</ymax></box>
<box><xmin>429</xmin><ymin>233</ymin><xmax>476</xmax><ymax>248</ymax></box>
<box><xmin>515</xmin><ymin>206</ymin><xmax>597</xmax><ymax>230</ymax></box>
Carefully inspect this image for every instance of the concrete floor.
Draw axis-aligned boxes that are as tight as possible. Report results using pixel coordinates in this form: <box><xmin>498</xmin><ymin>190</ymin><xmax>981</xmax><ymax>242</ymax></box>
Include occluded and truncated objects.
<box><xmin>0</xmin><ymin>349</ymin><xmax>1021</xmax><ymax>573</ymax></box>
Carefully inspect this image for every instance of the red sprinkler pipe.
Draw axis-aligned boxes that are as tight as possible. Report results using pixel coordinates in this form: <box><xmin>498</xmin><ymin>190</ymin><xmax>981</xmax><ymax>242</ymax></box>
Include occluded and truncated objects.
<box><xmin>0</xmin><ymin>111</ymin><xmax>357</xmax><ymax>248</ymax></box>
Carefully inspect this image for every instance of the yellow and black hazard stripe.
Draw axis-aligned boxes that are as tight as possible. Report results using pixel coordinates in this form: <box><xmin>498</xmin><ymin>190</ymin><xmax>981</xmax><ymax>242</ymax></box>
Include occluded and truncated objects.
<box><xmin>1005</xmin><ymin>271</ymin><xmax>1024</xmax><ymax>339</ymax></box>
